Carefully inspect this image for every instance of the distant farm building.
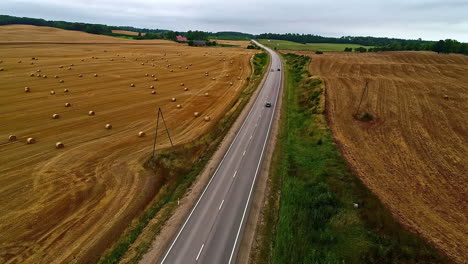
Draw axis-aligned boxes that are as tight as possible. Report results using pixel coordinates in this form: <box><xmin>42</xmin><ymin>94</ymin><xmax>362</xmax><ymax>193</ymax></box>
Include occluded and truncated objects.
<box><xmin>193</xmin><ymin>40</ymin><xmax>206</xmax><ymax>46</ymax></box>
<box><xmin>176</xmin><ymin>35</ymin><xmax>188</xmax><ymax>41</ymax></box>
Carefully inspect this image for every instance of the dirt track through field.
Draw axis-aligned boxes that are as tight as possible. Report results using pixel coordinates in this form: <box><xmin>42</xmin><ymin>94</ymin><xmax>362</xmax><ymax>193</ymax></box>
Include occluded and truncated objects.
<box><xmin>0</xmin><ymin>25</ymin><xmax>257</xmax><ymax>264</ymax></box>
<box><xmin>301</xmin><ymin>51</ymin><xmax>468</xmax><ymax>263</ymax></box>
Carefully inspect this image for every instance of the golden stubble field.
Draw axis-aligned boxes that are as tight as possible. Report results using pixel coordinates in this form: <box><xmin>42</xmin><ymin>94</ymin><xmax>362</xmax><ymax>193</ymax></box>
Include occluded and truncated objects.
<box><xmin>302</xmin><ymin>50</ymin><xmax>467</xmax><ymax>263</ymax></box>
<box><xmin>0</xmin><ymin>25</ymin><xmax>257</xmax><ymax>263</ymax></box>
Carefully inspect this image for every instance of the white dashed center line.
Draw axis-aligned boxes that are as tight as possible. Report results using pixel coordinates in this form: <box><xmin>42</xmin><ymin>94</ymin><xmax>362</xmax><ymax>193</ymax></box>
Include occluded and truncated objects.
<box><xmin>219</xmin><ymin>200</ymin><xmax>225</xmax><ymax>210</ymax></box>
<box><xmin>233</xmin><ymin>170</ymin><xmax>238</xmax><ymax>178</ymax></box>
<box><xmin>196</xmin><ymin>244</ymin><xmax>205</xmax><ymax>261</ymax></box>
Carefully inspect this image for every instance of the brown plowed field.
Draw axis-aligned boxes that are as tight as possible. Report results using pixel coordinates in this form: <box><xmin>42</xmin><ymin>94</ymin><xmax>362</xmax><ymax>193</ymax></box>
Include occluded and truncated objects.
<box><xmin>0</xmin><ymin>25</ymin><xmax>257</xmax><ymax>264</ymax></box>
<box><xmin>303</xmin><ymin>51</ymin><xmax>467</xmax><ymax>263</ymax></box>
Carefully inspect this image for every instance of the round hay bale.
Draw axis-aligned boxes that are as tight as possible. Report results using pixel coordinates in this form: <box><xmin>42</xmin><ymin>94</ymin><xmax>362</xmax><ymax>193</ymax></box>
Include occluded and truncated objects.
<box><xmin>110</xmin><ymin>58</ymin><xmax>114</xmax><ymax>61</ymax></box>
<box><xmin>141</xmin><ymin>63</ymin><xmax>144</xmax><ymax>65</ymax></box>
<box><xmin>185</xmin><ymin>66</ymin><xmax>189</xmax><ymax>69</ymax></box>
<box><xmin>204</xmin><ymin>116</ymin><xmax>211</xmax><ymax>121</ymax></box>
<box><xmin>229</xmin><ymin>82</ymin><xmax>233</xmax><ymax>86</ymax></box>
<box><xmin>79</xmin><ymin>74</ymin><xmax>83</xmax><ymax>77</ymax></box>
<box><xmin>105</xmin><ymin>124</ymin><xmax>112</xmax><ymax>130</ymax></box>
<box><xmin>59</xmin><ymin>80</ymin><xmax>64</xmax><ymax>83</ymax></box>
<box><xmin>130</xmin><ymin>83</ymin><xmax>135</xmax><ymax>87</ymax></box>
<box><xmin>194</xmin><ymin>112</ymin><xmax>200</xmax><ymax>117</ymax></box>
<box><xmin>59</xmin><ymin>65</ymin><xmax>63</xmax><ymax>68</ymax></box>
<box><xmin>88</xmin><ymin>110</ymin><xmax>95</xmax><ymax>116</ymax></box>
<box><xmin>64</xmin><ymin>102</ymin><xmax>71</xmax><ymax>107</ymax></box>
<box><xmin>138</xmin><ymin>131</ymin><xmax>146</xmax><ymax>137</ymax></box>
<box><xmin>212</xmin><ymin>77</ymin><xmax>216</xmax><ymax>80</ymax></box>
<box><xmin>42</xmin><ymin>75</ymin><xmax>47</xmax><ymax>78</ymax></box>
<box><xmin>151</xmin><ymin>74</ymin><xmax>155</xmax><ymax>77</ymax></box>
<box><xmin>94</xmin><ymin>73</ymin><xmax>98</xmax><ymax>77</ymax></box>
<box><xmin>443</xmin><ymin>94</ymin><xmax>449</xmax><ymax>100</ymax></box>
<box><xmin>237</xmin><ymin>77</ymin><xmax>241</xmax><ymax>80</ymax></box>
<box><xmin>170</xmin><ymin>69</ymin><xmax>174</xmax><ymax>72</ymax></box>
<box><xmin>9</xmin><ymin>135</ymin><xmax>17</xmax><ymax>142</ymax></box>
<box><xmin>27</xmin><ymin>137</ymin><xmax>35</xmax><ymax>144</ymax></box>
<box><xmin>151</xmin><ymin>91</ymin><xmax>156</xmax><ymax>94</ymax></box>
<box><xmin>176</xmin><ymin>104</ymin><xmax>182</xmax><ymax>109</ymax></box>
<box><xmin>204</xmin><ymin>92</ymin><xmax>209</xmax><ymax>97</ymax></box>
<box><xmin>68</xmin><ymin>67</ymin><xmax>72</xmax><ymax>70</ymax></box>
<box><xmin>54</xmin><ymin>75</ymin><xmax>59</xmax><ymax>78</ymax></box>
<box><xmin>36</xmin><ymin>74</ymin><xmax>41</xmax><ymax>77</ymax></box>
<box><xmin>55</xmin><ymin>142</ymin><xmax>64</xmax><ymax>149</ymax></box>
<box><xmin>30</xmin><ymin>73</ymin><xmax>35</xmax><ymax>77</ymax></box>
<box><xmin>52</xmin><ymin>114</ymin><xmax>60</xmax><ymax>119</ymax></box>
<box><xmin>81</xmin><ymin>59</ymin><xmax>85</xmax><ymax>61</ymax></box>
<box><xmin>63</xmin><ymin>89</ymin><xmax>69</xmax><ymax>93</ymax></box>
<box><xmin>180</xmin><ymin>83</ymin><xmax>184</xmax><ymax>86</ymax></box>
<box><xmin>18</xmin><ymin>60</ymin><xmax>22</xmax><ymax>63</ymax></box>
<box><xmin>184</xmin><ymin>87</ymin><xmax>188</xmax><ymax>91</ymax></box>
<box><xmin>0</xmin><ymin>68</ymin><xmax>3</xmax><ymax>72</ymax></box>
<box><xmin>189</xmin><ymin>63</ymin><xmax>192</xmax><ymax>66</ymax></box>
<box><xmin>24</xmin><ymin>87</ymin><xmax>30</xmax><ymax>92</ymax></box>
<box><xmin>153</xmin><ymin>78</ymin><xmax>158</xmax><ymax>81</ymax></box>
<box><xmin>70</xmin><ymin>64</ymin><xmax>74</xmax><ymax>66</ymax></box>
<box><xmin>145</xmin><ymin>73</ymin><xmax>149</xmax><ymax>77</ymax></box>
<box><xmin>171</xmin><ymin>97</ymin><xmax>176</xmax><ymax>102</ymax></box>
<box><xmin>150</xmin><ymin>85</ymin><xmax>154</xmax><ymax>89</ymax></box>
<box><xmin>37</xmin><ymin>69</ymin><xmax>41</xmax><ymax>72</ymax></box>
<box><xmin>50</xmin><ymin>90</ymin><xmax>55</xmax><ymax>95</ymax></box>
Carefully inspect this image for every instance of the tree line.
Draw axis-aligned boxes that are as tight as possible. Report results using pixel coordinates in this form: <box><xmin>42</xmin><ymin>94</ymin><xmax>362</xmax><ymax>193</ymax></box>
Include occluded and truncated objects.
<box><xmin>343</xmin><ymin>39</ymin><xmax>468</xmax><ymax>55</ymax></box>
<box><xmin>256</xmin><ymin>33</ymin><xmax>431</xmax><ymax>46</ymax></box>
<box><xmin>0</xmin><ymin>14</ymin><xmax>112</xmax><ymax>35</ymax></box>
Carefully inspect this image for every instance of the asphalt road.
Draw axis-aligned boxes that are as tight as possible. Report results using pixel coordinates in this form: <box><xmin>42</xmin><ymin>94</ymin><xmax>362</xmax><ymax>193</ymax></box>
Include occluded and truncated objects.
<box><xmin>159</xmin><ymin>40</ymin><xmax>282</xmax><ymax>264</ymax></box>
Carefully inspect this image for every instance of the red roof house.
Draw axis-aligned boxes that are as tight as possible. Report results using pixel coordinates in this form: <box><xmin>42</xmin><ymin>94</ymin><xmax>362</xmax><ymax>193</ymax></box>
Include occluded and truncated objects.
<box><xmin>176</xmin><ymin>35</ymin><xmax>188</xmax><ymax>41</ymax></box>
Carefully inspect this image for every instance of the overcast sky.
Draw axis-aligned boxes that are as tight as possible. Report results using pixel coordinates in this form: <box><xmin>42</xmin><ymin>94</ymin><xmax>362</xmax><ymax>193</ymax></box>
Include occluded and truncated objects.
<box><xmin>1</xmin><ymin>0</ymin><xmax>467</xmax><ymax>41</ymax></box>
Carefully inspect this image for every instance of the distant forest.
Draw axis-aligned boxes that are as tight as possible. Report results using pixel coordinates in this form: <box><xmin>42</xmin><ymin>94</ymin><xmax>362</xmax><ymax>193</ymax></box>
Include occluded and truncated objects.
<box><xmin>258</xmin><ymin>33</ymin><xmax>467</xmax><ymax>55</ymax></box>
<box><xmin>1</xmin><ymin>14</ymin><xmax>466</xmax><ymax>55</ymax></box>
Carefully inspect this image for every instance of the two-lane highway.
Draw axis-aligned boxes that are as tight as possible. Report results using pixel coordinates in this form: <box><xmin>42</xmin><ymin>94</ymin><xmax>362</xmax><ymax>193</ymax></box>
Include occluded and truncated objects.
<box><xmin>159</xmin><ymin>40</ymin><xmax>282</xmax><ymax>264</ymax></box>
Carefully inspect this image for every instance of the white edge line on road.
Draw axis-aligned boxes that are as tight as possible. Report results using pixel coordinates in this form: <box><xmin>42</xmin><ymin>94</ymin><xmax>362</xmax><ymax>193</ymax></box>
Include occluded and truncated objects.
<box><xmin>196</xmin><ymin>244</ymin><xmax>205</xmax><ymax>261</ymax></box>
<box><xmin>159</xmin><ymin>45</ymin><xmax>272</xmax><ymax>263</ymax></box>
<box><xmin>228</xmin><ymin>41</ymin><xmax>282</xmax><ymax>264</ymax></box>
<box><xmin>233</xmin><ymin>170</ymin><xmax>238</xmax><ymax>178</ymax></box>
<box><xmin>219</xmin><ymin>200</ymin><xmax>225</xmax><ymax>210</ymax></box>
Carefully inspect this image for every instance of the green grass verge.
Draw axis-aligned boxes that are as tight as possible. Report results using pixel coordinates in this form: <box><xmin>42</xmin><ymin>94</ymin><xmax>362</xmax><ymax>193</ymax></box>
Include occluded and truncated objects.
<box><xmin>97</xmin><ymin>52</ymin><xmax>270</xmax><ymax>264</ymax></box>
<box><xmin>257</xmin><ymin>39</ymin><xmax>373</xmax><ymax>52</ymax></box>
<box><xmin>253</xmin><ymin>52</ymin><xmax>448</xmax><ymax>264</ymax></box>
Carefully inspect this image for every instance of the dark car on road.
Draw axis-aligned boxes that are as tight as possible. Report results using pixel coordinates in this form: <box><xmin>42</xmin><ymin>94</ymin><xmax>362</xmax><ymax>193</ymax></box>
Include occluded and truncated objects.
<box><xmin>277</xmin><ymin>68</ymin><xmax>280</xmax><ymax>71</ymax></box>
<box><xmin>265</xmin><ymin>102</ymin><xmax>272</xmax><ymax>107</ymax></box>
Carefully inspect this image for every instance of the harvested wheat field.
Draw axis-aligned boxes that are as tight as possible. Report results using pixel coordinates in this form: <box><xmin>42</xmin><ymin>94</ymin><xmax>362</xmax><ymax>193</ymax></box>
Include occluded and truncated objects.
<box><xmin>0</xmin><ymin>25</ymin><xmax>257</xmax><ymax>264</ymax></box>
<box><xmin>211</xmin><ymin>39</ymin><xmax>252</xmax><ymax>48</ymax></box>
<box><xmin>304</xmin><ymin>51</ymin><xmax>468</xmax><ymax>263</ymax></box>
<box><xmin>111</xmin><ymin>30</ymin><xmax>145</xmax><ymax>36</ymax></box>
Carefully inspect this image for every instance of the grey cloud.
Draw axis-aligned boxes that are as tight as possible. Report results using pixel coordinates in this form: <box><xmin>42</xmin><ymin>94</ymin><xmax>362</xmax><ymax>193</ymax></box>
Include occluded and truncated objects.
<box><xmin>1</xmin><ymin>0</ymin><xmax>467</xmax><ymax>41</ymax></box>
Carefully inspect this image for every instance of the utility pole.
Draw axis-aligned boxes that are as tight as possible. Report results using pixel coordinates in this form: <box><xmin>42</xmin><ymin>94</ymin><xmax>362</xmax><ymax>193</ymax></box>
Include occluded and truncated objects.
<box><xmin>151</xmin><ymin>107</ymin><xmax>174</xmax><ymax>158</ymax></box>
<box><xmin>355</xmin><ymin>80</ymin><xmax>369</xmax><ymax>116</ymax></box>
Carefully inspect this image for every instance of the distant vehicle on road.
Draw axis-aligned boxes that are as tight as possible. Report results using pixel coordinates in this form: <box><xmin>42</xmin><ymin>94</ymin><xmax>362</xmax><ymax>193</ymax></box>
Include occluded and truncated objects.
<box><xmin>265</xmin><ymin>102</ymin><xmax>272</xmax><ymax>107</ymax></box>
<box><xmin>277</xmin><ymin>68</ymin><xmax>280</xmax><ymax>71</ymax></box>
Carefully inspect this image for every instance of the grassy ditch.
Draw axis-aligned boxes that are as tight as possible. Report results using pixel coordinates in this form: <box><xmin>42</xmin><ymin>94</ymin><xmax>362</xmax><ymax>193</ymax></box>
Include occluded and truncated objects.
<box><xmin>253</xmin><ymin>53</ymin><xmax>448</xmax><ymax>264</ymax></box>
<box><xmin>97</xmin><ymin>52</ymin><xmax>270</xmax><ymax>264</ymax></box>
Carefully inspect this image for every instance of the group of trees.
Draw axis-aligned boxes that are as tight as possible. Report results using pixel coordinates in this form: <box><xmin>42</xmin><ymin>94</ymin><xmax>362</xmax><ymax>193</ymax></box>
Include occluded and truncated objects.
<box><xmin>368</xmin><ymin>39</ymin><xmax>468</xmax><ymax>55</ymax></box>
<box><xmin>0</xmin><ymin>14</ymin><xmax>112</xmax><ymax>35</ymax></box>
<box><xmin>256</xmin><ymin>33</ymin><xmax>430</xmax><ymax>46</ymax></box>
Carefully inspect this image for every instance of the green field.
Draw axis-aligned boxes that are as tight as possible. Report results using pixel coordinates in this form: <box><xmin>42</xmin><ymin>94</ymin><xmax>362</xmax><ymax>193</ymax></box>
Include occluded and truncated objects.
<box><xmin>257</xmin><ymin>39</ymin><xmax>373</xmax><ymax>52</ymax></box>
